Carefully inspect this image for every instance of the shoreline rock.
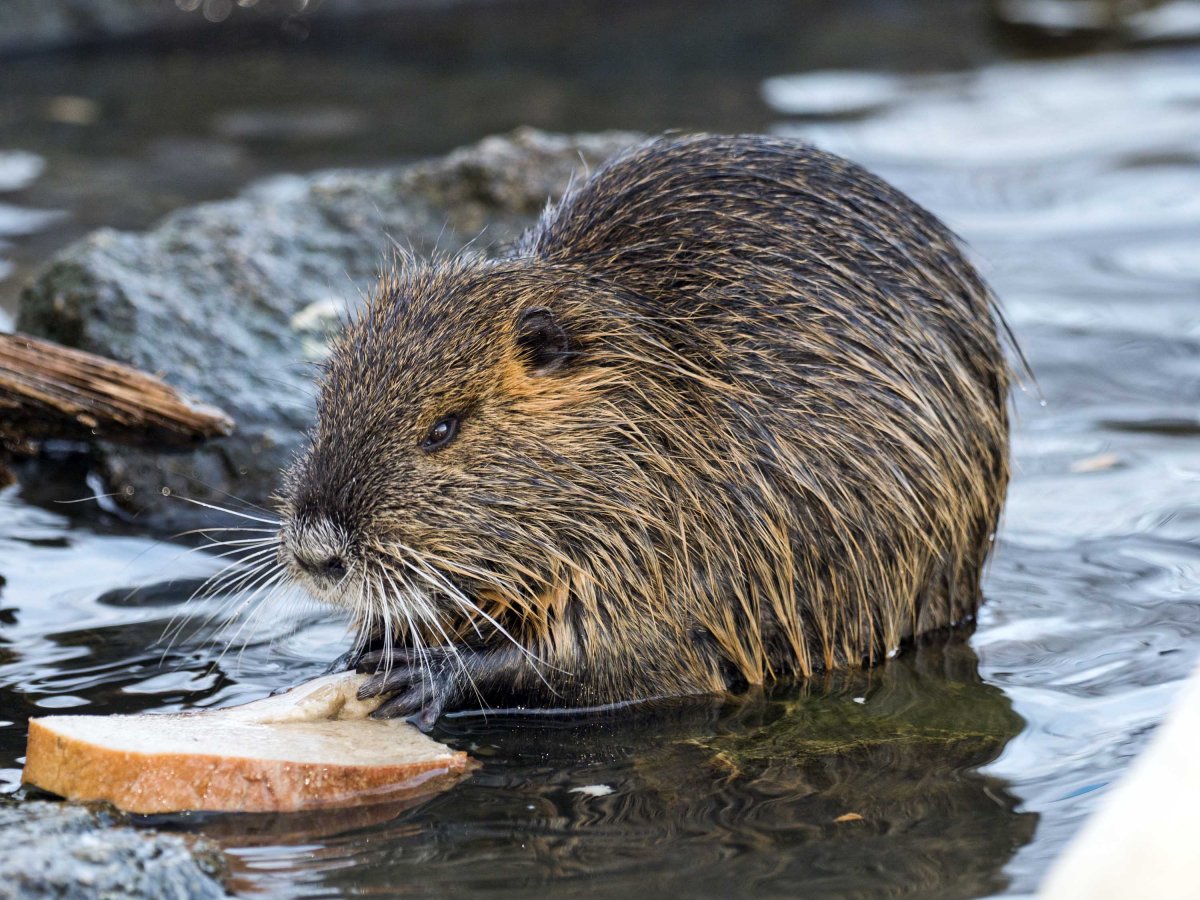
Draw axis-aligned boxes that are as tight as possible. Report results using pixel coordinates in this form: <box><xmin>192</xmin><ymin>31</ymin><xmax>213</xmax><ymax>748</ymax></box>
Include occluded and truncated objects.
<box><xmin>17</xmin><ymin>128</ymin><xmax>643</xmax><ymax>525</ymax></box>
<box><xmin>0</xmin><ymin>801</ymin><xmax>227</xmax><ymax>899</ymax></box>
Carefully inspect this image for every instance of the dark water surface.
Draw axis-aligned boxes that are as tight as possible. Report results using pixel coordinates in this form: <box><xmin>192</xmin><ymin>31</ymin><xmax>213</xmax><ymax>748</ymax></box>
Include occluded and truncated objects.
<box><xmin>2</xmin><ymin>2</ymin><xmax>1200</xmax><ymax>897</ymax></box>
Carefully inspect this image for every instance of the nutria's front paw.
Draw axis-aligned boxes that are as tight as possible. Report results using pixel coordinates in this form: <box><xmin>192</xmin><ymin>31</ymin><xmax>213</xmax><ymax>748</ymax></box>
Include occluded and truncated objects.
<box><xmin>355</xmin><ymin>647</ymin><xmax>472</xmax><ymax>732</ymax></box>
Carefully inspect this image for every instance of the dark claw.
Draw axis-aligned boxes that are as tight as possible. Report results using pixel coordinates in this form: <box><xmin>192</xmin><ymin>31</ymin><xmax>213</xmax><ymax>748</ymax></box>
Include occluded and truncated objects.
<box><xmin>322</xmin><ymin>646</ymin><xmax>362</xmax><ymax>676</ymax></box>
<box><xmin>372</xmin><ymin>683</ymin><xmax>432</xmax><ymax>720</ymax></box>
<box><xmin>358</xmin><ymin>665</ymin><xmax>422</xmax><ymax>700</ymax></box>
<box><xmin>354</xmin><ymin>646</ymin><xmax>424</xmax><ymax>673</ymax></box>
<box><xmin>411</xmin><ymin>690</ymin><xmax>448</xmax><ymax>732</ymax></box>
<box><xmin>369</xmin><ymin>676</ymin><xmax>450</xmax><ymax>732</ymax></box>
<box><xmin>324</xmin><ymin>631</ymin><xmax>392</xmax><ymax>675</ymax></box>
<box><xmin>358</xmin><ymin>647</ymin><xmax>469</xmax><ymax>731</ymax></box>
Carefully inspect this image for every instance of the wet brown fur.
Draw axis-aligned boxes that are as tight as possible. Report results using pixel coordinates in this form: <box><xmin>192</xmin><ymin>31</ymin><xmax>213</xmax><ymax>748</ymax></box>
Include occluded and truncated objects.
<box><xmin>280</xmin><ymin>134</ymin><xmax>1010</xmax><ymax>716</ymax></box>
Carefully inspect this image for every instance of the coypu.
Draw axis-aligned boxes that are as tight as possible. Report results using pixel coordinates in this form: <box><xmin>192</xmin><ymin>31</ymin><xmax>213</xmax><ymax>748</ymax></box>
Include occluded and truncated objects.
<box><xmin>278</xmin><ymin>134</ymin><xmax>1010</xmax><ymax>730</ymax></box>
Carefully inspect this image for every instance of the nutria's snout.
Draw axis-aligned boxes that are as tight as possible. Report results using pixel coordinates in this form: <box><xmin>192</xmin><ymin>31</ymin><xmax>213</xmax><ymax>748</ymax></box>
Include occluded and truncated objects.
<box><xmin>280</xmin><ymin>516</ymin><xmax>354</xmax><ymax>594</ymax></box>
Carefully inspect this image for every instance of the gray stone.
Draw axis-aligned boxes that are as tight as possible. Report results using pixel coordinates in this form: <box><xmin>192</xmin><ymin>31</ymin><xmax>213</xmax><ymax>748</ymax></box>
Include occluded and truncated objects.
<box><xmin>18</xmin><ymin>128</ymin><xmax>642</xmax><ymax>522</ymax></box>
<box><xmin>0</xmin><ymin>801</ymin><xmax>227</xmax><ymax>899</ymax></box>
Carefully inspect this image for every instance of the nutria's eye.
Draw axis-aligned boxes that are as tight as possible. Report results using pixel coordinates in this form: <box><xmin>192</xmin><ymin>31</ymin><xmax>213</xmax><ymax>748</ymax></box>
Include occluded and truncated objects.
<box><xmin>421</xmin><ymin>415</ymin><xmax>460</xmax><ymax>451</ymax></box>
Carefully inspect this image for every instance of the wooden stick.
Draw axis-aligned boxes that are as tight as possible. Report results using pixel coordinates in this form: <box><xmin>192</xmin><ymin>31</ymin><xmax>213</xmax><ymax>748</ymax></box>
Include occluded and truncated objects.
<box><xmin>0</xmin><ymin>332</ymin><xmax>233</xmax><ymax>451</ymax></box>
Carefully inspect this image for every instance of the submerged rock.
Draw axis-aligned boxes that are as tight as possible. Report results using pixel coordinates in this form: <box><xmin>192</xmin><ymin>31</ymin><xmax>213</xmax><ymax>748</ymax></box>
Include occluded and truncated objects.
<box><xmin>18</xmin><ymin>129</ymin><xmax>641</xmax><ymax>522</ymax></box>
<box><xmin>0</xmin><ymin>801</ymin><xmax>226</xmax><ymax>899</ymax></box>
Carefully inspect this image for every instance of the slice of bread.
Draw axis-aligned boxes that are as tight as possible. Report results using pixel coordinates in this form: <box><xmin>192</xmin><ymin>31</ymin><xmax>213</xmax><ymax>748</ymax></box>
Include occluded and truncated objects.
<box><xmin>22</xmin><ymin>672</ymin><xmax>474</xmax><ymax>814</ymax></box>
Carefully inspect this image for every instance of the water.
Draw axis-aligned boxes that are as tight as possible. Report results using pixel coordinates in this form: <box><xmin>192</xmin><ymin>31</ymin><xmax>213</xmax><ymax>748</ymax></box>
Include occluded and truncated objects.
<box><xmin>1</xmin><ymin>3</ymin><xmax>1199</xmax><ymax>896</ymax></box>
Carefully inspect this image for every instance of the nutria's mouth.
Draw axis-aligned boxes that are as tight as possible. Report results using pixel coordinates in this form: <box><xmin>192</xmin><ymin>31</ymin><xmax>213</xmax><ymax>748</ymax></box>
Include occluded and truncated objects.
<box><xmin>331</xmin><ymin>562</ymin><xmax>491</xmax><ymax>651</ymax></box>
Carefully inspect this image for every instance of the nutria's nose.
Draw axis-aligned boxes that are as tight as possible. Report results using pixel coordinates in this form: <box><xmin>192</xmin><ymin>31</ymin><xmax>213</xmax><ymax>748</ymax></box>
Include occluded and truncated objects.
<box><xmin>292</xmin><ymin>551</ymin><xmax>348</xmax><ymax>583</ymax></box>
<box><xmin>284</xmin><ymin>519</ymin><xmax>351</xmax><ymax>586</ymax></box>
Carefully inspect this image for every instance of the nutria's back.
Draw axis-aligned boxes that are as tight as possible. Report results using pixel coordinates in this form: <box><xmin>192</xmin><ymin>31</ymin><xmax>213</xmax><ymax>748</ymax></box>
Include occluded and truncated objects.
<box><xmin>280</xmin><ymin>134</ymin><xmax>1010</xmax><ymax>726</ymax></box>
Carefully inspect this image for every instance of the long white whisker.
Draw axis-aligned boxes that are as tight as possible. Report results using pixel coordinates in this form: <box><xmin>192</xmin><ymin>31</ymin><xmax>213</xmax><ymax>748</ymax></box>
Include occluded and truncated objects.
<box><xmin>231</xmin><ymin>576</ymin><xmax>298</xmax><ymax>670</ymax></box>
<box><xmin>396</xmin><ymin>582</ymin><xmax>432</xmax><ymax>692</ymax></box>
<box><xmin>397</xmin><ymin>555</ymin><xmax>556</xmax><ymax>683</ymax></box>
<box><xmin>165</xmin><ymin>494</ymin><xmax>281</xmax><ymax>525</ymax></box>
<box><xmin>410</xmin><ymin>561</ymin><xmax>485</xmax><ymax>642</ymax></box>
<box><xmin>388</xmin><ymin>566</ymin><xmax>488</xmax><ymax>708</ymax></box>
<box><xmin>176</xmin><ymin>548</ymin><xmax>281</xmax><ymax>620</ymax></box>
<box><xmin>262</xmin><ymin>582</ymin><xmax>311</xmax><ymax>658</ymax></box>
<box><xmin>350</xmin><ymin>576</ymin><xmax>374</xmax><ymax>663</ymax></box>
<box><xmin>194</xmin><ymin>545</ymin><xmax>280</xmax><ymax>590</ymax></box>
<box><xmin>376</xmin><ymin>567</ymin><xmax>421</xmax><ymax>680</ymax></box>
<box><xmin>169</xmin><ymin>556</ymin><xmax>278</xmax><ymax>648</ymax></box>
<box><xmin>377</xmin><ymin>579</ymin><xmax>394</xmax><ymax>679</ymax></box>
<box><xmin>420</xmin><ymin>552</ymin><xmax>523</xmax><ymax>599</ymax></box>
<box><xmin>157</xmin><ymin>548</ymin><xmax>279</xmax><ymax>654</ymax></box>
<box><xmin>214</xmin><ymin>568</ymin><xmax>288</xmax><ymax>665</ymax></box>
<box><xmin>208</xmin><ymin>560</ymin><xmax>285</xmax><ymax>639</ymax></box>
<box><xmin>172</xmin><ymin>526</ymin><xmax>279</xmax><ymax>541</ymax></box>
<box><xmin>380</xmin><ymin>566</ymin><xmax>455</xmax><ymax>693</ymax></box>
<box><xmin>156</xmin><ymin>539</ymin><xmax>279</xmax><ymax>576</ymax></box>
<box><xmin>198</xmin><ymin>537</ymin><xmax>279</xmax><ymax>549</ymax></box>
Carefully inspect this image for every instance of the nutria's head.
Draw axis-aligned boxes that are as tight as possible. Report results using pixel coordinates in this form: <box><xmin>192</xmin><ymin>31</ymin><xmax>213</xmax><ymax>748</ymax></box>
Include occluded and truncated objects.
<box><xmin>277</xmin><ymin>256</ymin><xmax>649</xmax><ymax>654</ymax></box>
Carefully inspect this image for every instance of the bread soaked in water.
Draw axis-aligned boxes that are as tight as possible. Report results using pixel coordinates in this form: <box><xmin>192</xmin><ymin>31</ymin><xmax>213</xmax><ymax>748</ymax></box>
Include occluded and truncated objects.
<box><xmin>21</xmin><ymin>672</ymin><xmax>474</xmax><ymax>814</ymax></box>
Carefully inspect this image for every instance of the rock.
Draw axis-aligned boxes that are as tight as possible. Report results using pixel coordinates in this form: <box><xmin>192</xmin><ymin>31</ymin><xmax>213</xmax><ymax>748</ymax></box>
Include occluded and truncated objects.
<box><xmin>18</xmin><ymin>129</ymin><xmax>643</xmax><ymax>522</ymax></box>
<box><xmin>0</xmin><ymin>801</ymin><xmax>226</xmax><ymax>899</ymax></box>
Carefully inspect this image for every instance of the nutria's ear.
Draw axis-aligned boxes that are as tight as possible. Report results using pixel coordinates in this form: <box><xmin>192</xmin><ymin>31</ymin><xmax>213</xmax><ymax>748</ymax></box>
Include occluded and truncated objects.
<box><xmin>516</xmin><ymin>308</ymin><xmax>571</xmax><ymax>375</ymax></box>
